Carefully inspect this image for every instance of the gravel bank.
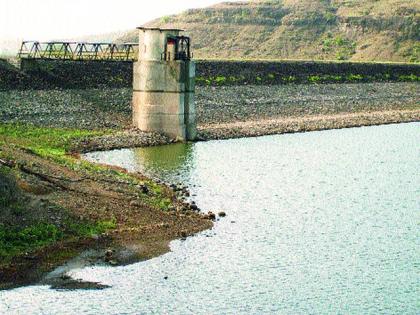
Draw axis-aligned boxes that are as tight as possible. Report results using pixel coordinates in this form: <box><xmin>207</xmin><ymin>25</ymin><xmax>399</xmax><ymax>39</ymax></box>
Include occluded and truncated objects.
<box><xmin>198</xmin><ymin>109</ymin><xmax>420</xmax><ymax>139</ymax></box>
<box><xmin>195</xmin><ymin>83</ymin><xmax>420</xmax><ymax>124</ymax></box>
<box><xmin>1</xmin><ymin>82</ymin><xmax>419</xmax><ymax>145</ymax></box>
<box><xmin>0</xmin><ymin>88</ymin><xmax>131</xmax><ymax>129</ymax></box>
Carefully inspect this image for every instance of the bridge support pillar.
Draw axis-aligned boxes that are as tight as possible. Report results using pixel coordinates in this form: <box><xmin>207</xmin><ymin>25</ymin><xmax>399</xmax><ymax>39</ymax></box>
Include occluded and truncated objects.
<box><xmin>132</xmin><ymin>27</ymin><xmax>196</xmax><ymax>141</ymax></box>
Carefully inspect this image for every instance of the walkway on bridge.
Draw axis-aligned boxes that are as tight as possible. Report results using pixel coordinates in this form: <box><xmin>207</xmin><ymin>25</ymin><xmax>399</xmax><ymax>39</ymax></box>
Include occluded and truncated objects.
<box><xmin>18</xmin><ymin>41</ymin><xmax>138</xmax><ymax>61</ymax></box>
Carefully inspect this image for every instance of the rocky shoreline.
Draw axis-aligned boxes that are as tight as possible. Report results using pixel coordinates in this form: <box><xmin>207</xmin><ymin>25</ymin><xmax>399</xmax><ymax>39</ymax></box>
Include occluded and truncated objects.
<box><xmin>198</xmin><ymin>109</ymin><xmax>420</xmax><ymax>140</ymax></box>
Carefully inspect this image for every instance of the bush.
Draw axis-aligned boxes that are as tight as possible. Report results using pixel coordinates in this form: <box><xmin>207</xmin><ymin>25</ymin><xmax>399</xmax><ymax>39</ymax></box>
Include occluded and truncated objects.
<box><xmin>215</xmin><ymin>76</ymin><xmax>227</xmax><ymax>85</ymax></box>
<box><xmin>398</xmin><ymin>74</ymin><xmax>419</xmax><ymax>82</ymax></box>
<box><xmin>308</xmin><ymin>75</ymin><xmax>321</xmax><ymax>83</ymax></box>
<box><xmin>346</xmin><ymin>74</ymin><xmax>364</xmax><ymax>81</ymax></box>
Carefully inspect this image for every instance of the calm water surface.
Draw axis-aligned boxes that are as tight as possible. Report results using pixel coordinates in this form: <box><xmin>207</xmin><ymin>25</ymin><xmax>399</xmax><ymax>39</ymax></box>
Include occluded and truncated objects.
<box><xmin>1</xmin><ymin>123</ymin><xmax>419</xmax><ymax>314</ymax></box>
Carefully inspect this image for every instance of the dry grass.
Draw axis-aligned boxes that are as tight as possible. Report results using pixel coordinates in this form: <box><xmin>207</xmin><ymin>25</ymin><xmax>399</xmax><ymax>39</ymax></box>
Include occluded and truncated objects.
<box><xmin>118</xmin><ymin>0</ymin><xmax>420</xmax><ymax>62</ymax></box>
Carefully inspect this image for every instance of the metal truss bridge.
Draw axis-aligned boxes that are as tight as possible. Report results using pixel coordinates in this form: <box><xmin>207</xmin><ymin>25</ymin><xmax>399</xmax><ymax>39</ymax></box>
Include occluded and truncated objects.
<box><xmin>18</xmin><ymin>41</ymin><xmax>138</xmax><ymax>62</ymax></box>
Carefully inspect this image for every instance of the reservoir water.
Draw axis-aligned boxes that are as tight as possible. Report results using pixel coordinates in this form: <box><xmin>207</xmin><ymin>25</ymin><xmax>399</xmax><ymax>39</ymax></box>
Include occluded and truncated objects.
<box><xmin>1</xmin><ymin>123</ymin><xmax>419</xmax><ymax>314</ymax></box>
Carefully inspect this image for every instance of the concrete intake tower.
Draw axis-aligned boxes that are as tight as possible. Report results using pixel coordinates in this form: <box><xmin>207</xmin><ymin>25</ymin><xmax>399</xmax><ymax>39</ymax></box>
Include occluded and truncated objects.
<box><xmin>132</xmin><ymin>27</ymin><xmax>196</xmax><ymax>141</ymax></box>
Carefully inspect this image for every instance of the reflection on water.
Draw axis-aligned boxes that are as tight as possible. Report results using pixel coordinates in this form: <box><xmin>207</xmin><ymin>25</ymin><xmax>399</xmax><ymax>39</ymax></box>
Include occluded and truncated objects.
<box><xmin>133</xmin><ymin>143</ymin><xmax>194</xmax><ymax>174</ymax></box>
<box><xmin>1</xmin><ymin>123</ymin><xmax>419</xmax><ymax>315</ymax></box>
<box><xmin>83</xmin><ymin>143</ymin><xmax>195</xmax><ymax>177</ymax></box>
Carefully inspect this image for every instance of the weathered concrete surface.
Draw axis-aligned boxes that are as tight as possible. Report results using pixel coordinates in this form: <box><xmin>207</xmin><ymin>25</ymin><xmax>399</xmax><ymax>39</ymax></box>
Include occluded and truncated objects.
<box><xmin>132</xmin><ymin>28</ymin><xmax>196</xmax><ymax>141</ymax></box>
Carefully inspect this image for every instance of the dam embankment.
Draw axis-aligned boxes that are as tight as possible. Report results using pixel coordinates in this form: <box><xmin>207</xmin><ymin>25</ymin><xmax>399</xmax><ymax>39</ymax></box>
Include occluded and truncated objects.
<box><xmin>0</xmin><ymin>58</ymin><xmax>419</xmax><ymax>145</ymax></box>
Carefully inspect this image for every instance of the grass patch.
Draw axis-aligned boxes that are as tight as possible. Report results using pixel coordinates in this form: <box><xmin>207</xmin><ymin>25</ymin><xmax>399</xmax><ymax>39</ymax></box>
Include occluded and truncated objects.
<box><xmin>0</xmin><ymin>223</ymin><xmax>63</xmax><ymax>259</ymax></box>
<box><xmin>196</xmin><ymin>72</ymin><xmax>420</xmax><ymax>86</ymax></box>
<box><xmin>66</xmin><ymin>218</ymin><xmax>117</xmax><ymax>237</ymax></box>
<box><xmin>0</xmin><ymin>123</ymin><xmax>108</xmax><ymax>158</ymax></box>
<box><xmin>308</xmin><ymin>75</ymin><xmax>322</xmax><ymax>84</ymax></box>
<box><xmin>0</xmin><ymin>219</ymin><xmax>118</xmax><ymax>261</ymax></box>
<box><xmin>398</xmin><ymin>74</ymin><xmax>420</xmax><ymax>82</ymax></box>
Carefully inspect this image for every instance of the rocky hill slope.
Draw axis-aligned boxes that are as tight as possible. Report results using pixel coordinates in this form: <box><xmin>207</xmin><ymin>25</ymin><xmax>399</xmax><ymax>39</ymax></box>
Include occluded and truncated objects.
<box><xmin>119</xmin><ymin>0</ymin><xmax>419</xmax><ymax>62</ymax></box>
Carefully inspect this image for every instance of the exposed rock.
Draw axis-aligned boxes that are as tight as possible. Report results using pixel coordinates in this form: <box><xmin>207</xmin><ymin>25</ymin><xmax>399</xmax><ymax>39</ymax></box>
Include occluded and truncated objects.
<box><xmin>207</xmin><ymin>212</ymin><xmax>216</xmax><ymax>220</ymax></box>
<box><xmin>104</xmin><ymin>249</ymin><xmax>114</xmax><ymax>262</ymax></box>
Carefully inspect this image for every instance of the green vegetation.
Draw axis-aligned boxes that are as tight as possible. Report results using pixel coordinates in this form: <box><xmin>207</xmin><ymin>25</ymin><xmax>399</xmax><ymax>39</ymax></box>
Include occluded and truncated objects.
<box><xmin>282</xmin><ymin>76</ymin><xmax>297</xmax><ymax>83</ymax></box>
<box><xmin>0</xmin><ymin>158</ymin><xmax>119</xmax><ymax>262</ymax></box>
<box><xmin>214</xmin><ymin>75</ymin><xmax>227</xmax><ymax>85</ymax></box>
<box><xmin>0</xmin><ymin>123</ymin><xmax>107</xmax><ymax>158</ymax></box>
<box><xmin>322</xmin><ymin>35</ymin><xmax>357</xmax><ymax>61</ymax></box>
<box><xmin>398</xmin><ymin>74</ymin><xmax>420</xmax><ymax>82</ymax></box>
<box><xmin>0</xmin><ymin>218</ymin><xmax>118</xmax><ymax>261</ymax></box>
<box><xmin>0</xmin><ymin>223</ymin><xmax>63</xmax><ymax>259</ymax></box>
<box><xmin>195</xmin><ymin>71</ymin><xmax>419</xmax><ymax>86</ymax></box>
<box><xmin>65</xmin><ymin>218</ymin><xmax>117</xmax><ymax>238</ymax></box>
<box><xmin>196</xmin><ymin>75</ymin><xmax>243</xmax><ymax>85</ymax></box>
<box><xmin>308</xmin><ymin>75</ymin><xmax>321</xmax><ymax>84</ymax></box>
<box><xmin>0</xmin><ymin>123</ymin><xmax>173</xmax><ymax>199</ymax></box>
<box><xmin>160</xmin><ymin>16</ymin><xmax>171</xmax><ymax>24</ymax></box>
<box><xmin>346</xmin><ymin>74</ymin><xmax>363</xmax><ymax>81</ymax></box>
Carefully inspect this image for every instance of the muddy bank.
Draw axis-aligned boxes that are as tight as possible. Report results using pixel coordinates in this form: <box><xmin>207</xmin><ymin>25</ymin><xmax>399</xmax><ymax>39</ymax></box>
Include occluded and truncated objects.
<box><xmin>0</xmin><ymin>146</ymin><xmax>213</xmax><ymax>290</ymax></box>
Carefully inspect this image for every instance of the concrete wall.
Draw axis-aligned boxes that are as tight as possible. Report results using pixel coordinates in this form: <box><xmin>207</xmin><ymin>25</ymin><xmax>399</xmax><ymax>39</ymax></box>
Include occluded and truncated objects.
<box><xmin>132</xmin><ymin>60</ymin><xmax>189</xmax><ymax>139</ymax></box>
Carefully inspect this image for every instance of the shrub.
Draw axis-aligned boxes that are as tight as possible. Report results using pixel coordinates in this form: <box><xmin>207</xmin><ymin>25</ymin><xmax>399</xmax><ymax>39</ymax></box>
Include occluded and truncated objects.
<box><xmin>160</xmin><ymin>16</ymin><xmax>171</xmax><ymax>23</ymax></box>
<box><xmin>308</xmin><ymin>75</ymin><xmax>321</xmax><ymax>83</ymax></box>
<box><xmin>398</xmin><ymin>74</ymin><xmax>419</xmax><ymax>82</ymax></box>
<box><xmin>215</xmin><ymin>75</ymin><xmax>227</xmax><ymax>85</ymax></box>
<box><xmin>347</xmin><ymin>74</ymin><xmax>363</xmax><ymax>81</ymax></box>
<box><xmin>282</xmin><ymin>75</ymin><xmax>297</xmax><ymax>83</ymax></box>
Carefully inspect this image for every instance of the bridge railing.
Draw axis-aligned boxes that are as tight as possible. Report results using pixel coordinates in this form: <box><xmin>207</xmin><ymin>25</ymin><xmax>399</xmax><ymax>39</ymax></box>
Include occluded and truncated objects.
<box><xmin>17</xmin><ymin>41</ymin><xmax>139</xmax><ymax>61</ymax></box>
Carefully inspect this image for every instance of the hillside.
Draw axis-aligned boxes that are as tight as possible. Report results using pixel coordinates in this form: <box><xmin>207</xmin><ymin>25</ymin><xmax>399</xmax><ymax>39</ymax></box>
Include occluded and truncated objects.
<box><xmin>119</xmin><ymin>0</ymin><xmax>420</xmax><ymax>62</ymax></box>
